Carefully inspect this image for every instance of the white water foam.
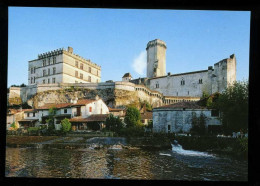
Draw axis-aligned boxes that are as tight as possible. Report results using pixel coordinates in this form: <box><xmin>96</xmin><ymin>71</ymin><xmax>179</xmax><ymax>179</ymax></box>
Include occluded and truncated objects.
<box><xmin>159</xmin><ymin>153</ymin><xmax>172</xmax><ymax>157</ymax></box>
<box><xmin>171</xmin><ymin>144</ymin><xmax>214</xmax><ymax>157</ymax></box>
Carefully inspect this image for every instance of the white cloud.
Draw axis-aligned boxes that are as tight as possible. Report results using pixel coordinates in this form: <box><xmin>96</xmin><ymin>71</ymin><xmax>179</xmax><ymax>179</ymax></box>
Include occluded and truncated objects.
<box><xmin>132</xmin><ymin>51</ymin><xmax>147</xmax><ymax>76</ymax></box>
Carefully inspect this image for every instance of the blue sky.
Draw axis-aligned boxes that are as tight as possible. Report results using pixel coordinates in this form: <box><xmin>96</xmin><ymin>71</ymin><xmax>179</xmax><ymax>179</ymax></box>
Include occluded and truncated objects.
<box><xmin>8</xmin><ymin>7</ymin><xmax>250</xmax><ymax>87</ymax></box>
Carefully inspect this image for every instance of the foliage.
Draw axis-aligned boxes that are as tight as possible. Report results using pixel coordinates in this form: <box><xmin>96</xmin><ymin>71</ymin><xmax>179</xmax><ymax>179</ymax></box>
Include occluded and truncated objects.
<box><xmin>47</xmin><ymin>107</ymin><xmax>57</xmax><ymax>132</ymax></box>
<box><xmin>105</xmin><ymin>114</ymin><xmax>124</xmax><ymax>133</ymax></box>
<box><xmin>27</xmin><ymin>127</ymin><xmax>40</xmax><ymax>132</ymax></box>
<box><xmin>10</xmin><ymin>83</ymin><xmax>26</xmax><ymax>87</ymax></box>
<box><xmin>10</xmin><ymin>122</ymin><xmax>18</xmax><ymax>130</ymax></box>
<box><xmin>61</xmin><ymin>118</ymin><xmax>71</xmax><ymax>133</ymax></box>
<box><xmin>140</xmin><ymin>100</ymin><xmax>153</xmax><ymax>112</ymax></box>
<box><xmin>214</xmin><ymin>81</ymin><xmax>248</xmax><ymax>134</ymax></box>
<box><xmin>124</xmin><ymin>106</ymin><xmax>141</xmax><ymax>128</ymax></box>
<box><xmin>191</xmin><ymin>112</ymin><xmax>206</xmax><ymax>135</ymax></box>
<box><xmin>147</xmin><ymin>120</ymin><xmax>153</xmax><ymax>129</ymax></box>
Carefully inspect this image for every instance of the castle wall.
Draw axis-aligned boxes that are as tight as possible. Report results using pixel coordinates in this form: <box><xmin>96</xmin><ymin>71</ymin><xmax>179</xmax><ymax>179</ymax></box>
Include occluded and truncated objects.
<box><xmin>149</xmin><ymin>70</ymin><xmax>209</xmax><ymax>97</ymax></box>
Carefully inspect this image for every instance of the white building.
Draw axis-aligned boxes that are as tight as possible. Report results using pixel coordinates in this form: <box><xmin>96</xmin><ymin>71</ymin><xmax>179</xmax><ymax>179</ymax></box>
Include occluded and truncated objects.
<box><xmin>28</xmin><ymin>47</ymin><xmax>101</xmax><ymax>85</ymax></box>
<box><xmin>152</xmin><ymin>101</ymin><xmax>221</xmax><ymax>134</ymax></box>
<box><xmin>130</xmin><ymin>39</ymin><xmax>236</xmax><ymax>99</ymax></box>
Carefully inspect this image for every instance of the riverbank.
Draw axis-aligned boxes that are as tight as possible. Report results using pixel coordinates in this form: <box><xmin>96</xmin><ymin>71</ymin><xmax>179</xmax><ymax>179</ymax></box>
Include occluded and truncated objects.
<box><xmin>6</xmin><ymin>135</ymin><xmax>248</xmax><ymax>159</ymax></box>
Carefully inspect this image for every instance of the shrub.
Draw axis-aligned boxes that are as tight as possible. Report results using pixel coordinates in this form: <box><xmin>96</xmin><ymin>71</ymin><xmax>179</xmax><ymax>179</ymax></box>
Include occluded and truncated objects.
<box><xmin>61</xmin><ymin>118</ymin><xmax>71</xmax><ymax>133</ymax></box>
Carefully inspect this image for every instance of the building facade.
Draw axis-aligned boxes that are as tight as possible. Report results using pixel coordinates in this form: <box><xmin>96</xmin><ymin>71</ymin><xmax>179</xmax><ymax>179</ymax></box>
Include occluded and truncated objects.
<box><xmin>152</xmin><ymin>102</ymin><xmax>221</xmax><ymax>133</ymax></box>
<box><xmin>28</xmin><ymin>47</ymin><xmax>101</xmax><ymax>85</ymax></box>
<box><xmin>131</xmin><ymin>39</ymin><xmax>237</xmax><ymax>98</ymax></box>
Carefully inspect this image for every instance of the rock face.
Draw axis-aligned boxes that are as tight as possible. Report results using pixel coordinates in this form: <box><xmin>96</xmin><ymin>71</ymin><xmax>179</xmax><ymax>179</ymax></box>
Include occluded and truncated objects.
<box><xmin>27</xmin><ymin>87</ymin><xmax>140</xmax><ymax>109</ymax></box>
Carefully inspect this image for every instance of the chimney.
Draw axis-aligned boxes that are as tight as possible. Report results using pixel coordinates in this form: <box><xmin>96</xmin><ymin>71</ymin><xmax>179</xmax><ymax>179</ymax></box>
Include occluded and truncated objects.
<box><xmin>68</xmin><ymin>47</ymin><xmax>73</xmax><ymax>54</ymax></box>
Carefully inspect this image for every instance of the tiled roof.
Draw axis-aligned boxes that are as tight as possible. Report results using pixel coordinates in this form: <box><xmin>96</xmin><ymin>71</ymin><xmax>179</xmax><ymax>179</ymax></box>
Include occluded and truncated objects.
<box><xmin>37</xmin><ymin>99</ymin><xmax>96</xmax><ymax>109</ymax></box>
<box><xmin>23</xmin><ymin>109</ymin><xmax>36</xmax><ymax>113</ymax></box>
<box><xmin>154</xmin><ymin>101</ymin><xmax>205</xmax><ymax>110</ymax></box>
<box><xmin>69</xmin><ymin>117</ymin><xmax>88</xmax><ymax>123</ymax></box>
<box><xmin>37</xmin><ymin>103</ymin><xmax>72</xmax><ymax>110</ymax></box>
<box><xmin>141</xmin><ymin>112</ymin><xmax>153</xmax><ymax>120</ymax></box>
<box><xmin>108</xmin><ymin>107</ymin><xmax>125</xmax><ymax>112</ymax></box>
<box><xmin>85</xmin><ymin>114</ymin><xmax>109</xmax><ymax>122</ymax></box>
<box><xmin>71</xmin><ymin>99</ymin><xmax>96</xmax><ymax>106</ymax></box>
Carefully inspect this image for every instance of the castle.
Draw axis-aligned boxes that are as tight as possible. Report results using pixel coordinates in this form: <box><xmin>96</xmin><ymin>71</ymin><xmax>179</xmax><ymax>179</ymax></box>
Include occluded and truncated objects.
<box><xmin>8</xmin><ymin>39</ymin><xmax>236</xmax><ymax>108</ymax></box>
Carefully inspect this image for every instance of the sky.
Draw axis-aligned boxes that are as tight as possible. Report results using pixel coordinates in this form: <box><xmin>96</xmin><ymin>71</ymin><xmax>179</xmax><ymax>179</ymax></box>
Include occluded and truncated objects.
<box><xmin>8</xmin><ymin>7</ymin><xmax>250</xmax><ymax>87</ymax></box>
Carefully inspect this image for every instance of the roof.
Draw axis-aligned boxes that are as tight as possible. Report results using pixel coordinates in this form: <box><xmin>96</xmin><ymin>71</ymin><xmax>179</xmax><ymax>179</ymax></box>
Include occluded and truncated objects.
<box><xmin>150</xmin><ymin>70</ymin><xmax>208</xmax><ymax>80</ymax></box>
<box><xmin>69</xmin><ymin>114</ymin><xmax>109</xmax><ymax>123</ymax></box>
<box><xmin>108</xmin><ymin>107</ymin><xmax>125</xmax><ymax>112</ymax></box>
<box><xmin>37</xmin><ymin>99</ymin><xmax>96</xmax><ymax>109</ymax></box>
<box><xmin>122</xmin><ymin>73</ymin><xmax>132</xmax><ymax>78</ymax></box>
<box><xmin>69</xmin><ymin>117</ymin><xmax>88</xmax><ymax>123</ymax></box>
<box><xmin>23</xmin><ymin>109</ymin><xmax>36</xmax><ymax>113</ymax></box>
<box><xmin>154</xmin><ymin>101</ymin><xmax>206</xmax><ymax>110</ymax></box>
<box><xmin>71</xmin><ymin>99</ymin><xmax>96</xmax><ymax>106</ymax></box>
<box><xmin>37</xmin><ymin>103</ymin><xmax>72</xmax><ymax>110</ymax></box>
<box><xmin>18</xmin><ymin>119</ymin><xmax>39</xmax><ymax>122</ymax></box>
<box><xmin>141</xmin><ymin>112</ymin><xmax>153</xmax><ymax>120</ymax></box>
<box><xmin>85</xmin><ymin>114</ymin><xmax>109</xmax><ymax>122</ymax></box>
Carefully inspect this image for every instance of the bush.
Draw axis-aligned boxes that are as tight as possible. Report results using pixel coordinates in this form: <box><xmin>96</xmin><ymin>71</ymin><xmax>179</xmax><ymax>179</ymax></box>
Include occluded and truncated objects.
<box><xmin>61</xmin><ymin>118</ymin><xmax>71</xmax><ymax>133</ymax></box>
<box><xmin>124</xmin><ymin>106</ymin><xmax>141</xmax><ymax>128</ymax></box>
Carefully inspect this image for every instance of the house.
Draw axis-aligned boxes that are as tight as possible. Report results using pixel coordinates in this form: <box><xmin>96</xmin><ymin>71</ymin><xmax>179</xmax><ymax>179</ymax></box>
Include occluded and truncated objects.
<box><xmin>140</xmin><ymin>112</ymin><xmax>153</xmax><ymax>126</ymax></box>
<box><xmin>152</xmin><ymin>101</ymin><xmax>221</xmax><ymax>133</ymax></box>
<box><xmin>18</xmin><ymin>109</ymin><xmax>39</xmax><ymax>129</ymax></box>
<box><xmin>6</xmin><ymin>109</ymin><xmax>23</xmax><ymax>130</ymax></box>
<box><xmin>108</xmin><ymin>107</ymin><xmax>125</xmax><ymax>119</ymax></box>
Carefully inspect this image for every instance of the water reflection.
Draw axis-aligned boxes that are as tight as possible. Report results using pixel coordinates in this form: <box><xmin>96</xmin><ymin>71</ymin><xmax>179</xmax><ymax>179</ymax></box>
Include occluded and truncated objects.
<box><xmin>5</xmin><ymin>147</ymin><xmax>248</xmax><ymax>181</ymax></box>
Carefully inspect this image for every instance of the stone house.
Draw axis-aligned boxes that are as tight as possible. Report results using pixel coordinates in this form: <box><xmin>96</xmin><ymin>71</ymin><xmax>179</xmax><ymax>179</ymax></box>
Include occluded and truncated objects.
<box><xmin>6</xmin><ymin>109</ymin><xmax>24</xmax><ymax>130</ymax></box>
<box><xmin>152</xmin><ymin>101</ymin><xmax>221</xmax><ymax>133</ymax></box>
<box><xmin>18</xmin><ymin>109</ymin><xmax>39</xmax><ymax>128</ymax></box>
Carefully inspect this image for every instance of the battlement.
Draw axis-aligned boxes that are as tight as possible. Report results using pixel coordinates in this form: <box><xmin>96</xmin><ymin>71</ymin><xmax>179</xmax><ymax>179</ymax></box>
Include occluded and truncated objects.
<box><xmin>37</xmin><ymin>47</ymin><xmax>101</xmax><ymax>69</ymax></box>
<box><xmin>146</xmin><ymin>39</ymin><xmax>167</xmax><ymax>50</ymax></box>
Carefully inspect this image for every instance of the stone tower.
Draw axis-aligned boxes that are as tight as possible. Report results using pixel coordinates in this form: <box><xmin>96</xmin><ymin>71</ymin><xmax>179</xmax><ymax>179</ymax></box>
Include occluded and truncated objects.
<box><xmin>146</xmin><ymin>39</ymin><xmax>167</xmax><ymax>78</ymax></box>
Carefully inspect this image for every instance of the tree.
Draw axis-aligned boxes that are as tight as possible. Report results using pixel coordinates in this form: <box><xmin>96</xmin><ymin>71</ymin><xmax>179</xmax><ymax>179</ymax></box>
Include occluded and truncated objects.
<box><xmin>105</xmin><ymin>114</ymin><xmax>124</xmax><ymax>133</ymax></box>
<box><xmin>61</xmin><ymin>118</ymin><xmax>71</xmax><ymax>133</ymax></box>
<box><xmin>214</xmin><ymin>80</ymin><xmax>248</xmax><ymax>134</ymax></box>
<box><xmin>191</xmin><ymin>112</ymin><xmax>206</xmax><ymax>135</ymax></box>
<box><xmin>124</xmin><ymin>106</ymin><xmax>141</xmax><ymax>128</ymax></box>
<box><xmin>46</xmin><ymin>107</ymin><xmax>57</xmax><ymax>132</ymax></box>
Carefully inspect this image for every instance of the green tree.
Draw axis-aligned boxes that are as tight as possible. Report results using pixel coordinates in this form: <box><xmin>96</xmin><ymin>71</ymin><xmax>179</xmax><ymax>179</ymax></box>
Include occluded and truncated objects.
<box><xmin>46</xmin><ymin>107</ymin><xmax>57</xmax><ymax>132</ymax></box>
<box><xmin>61</xmin><ymin>118</ymin><xmax>71</xmax><ymax>133</ymax></box>
<box><xmin>124</xmin><ymin>106</ymin><xmax>141</xmax><ymax>128</ymax></box>
<box><xmin>191</xmin><ymin>112</ymin><xmax>206</xmax><ymax>135</ymax></box>
<box><xmin>215</xmin><ymin>80</ymin><xmax>248</xmax><ymax>134</ymax></box>
<box><xmin>105</xmin><ymin>114</ymin><xmax>124</xmax><ymax>133</ymax></box>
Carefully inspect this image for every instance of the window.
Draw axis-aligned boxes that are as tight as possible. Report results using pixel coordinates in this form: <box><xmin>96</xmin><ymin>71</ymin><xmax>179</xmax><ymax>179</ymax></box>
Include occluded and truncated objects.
<box><xmin>48</xmin><ymin>58</ymin><xmax>50</xmax><ymax>65</ymax></box>
<box><xmin>188</xmin><ymin>91</ymin><xmax>189</xmax><ymax>95</ymax></box>
<box><xmin>52</xmin><ymin>78</ymin><xmax>55</xmax><ymax>83</ymax></box>
<box><xmin>75</xmin><ymin>71</ymin><xmax>78</xmax><ymax>77</ymax></box>
<box><xmin>43</xmin><ymin>70</ymin><xmax>46</xmax><ymax>77</ymax></box>
<box><xmin>199</xmin><ymin>79</ymin><xmax>203</xmax><ymax>84</ymax></box>
<box><xmin>34</xmin><ymin>67</ymin><xmax>36</xmax><ymax>73</ymax></box>
<box><xmin>43</xmin><ymin>79</ymin><xmax>45</xmax><ymax>84</ymax></box>
<box><xmin>43</xmin><ymin>59</ymin><xmax>46</xmax><ymax>66</ymax></box>
<box><xmin>64</xmin><ymin>109</ymin><xmax>67</xmax><ymax>114</ymax></box>
<box><xmin>31</xmin><ymin>68</ymin><xmax>33</xmax><ymax>74</ymax></box>
<box><xmin>53</xmin><ymin>67</ymin><xmax>56</xmax><ymax>74</ymax></box>
<box><xmin>27</xmin><ymin>113</ymin><xmax>30</xmax><ymax>117</ymax></box>
<box><xmin>181</xmin><ymin>79</ymin><xmax>185</xmax><ymax>85</ymax></box>
<box><xmin>48</xmin><ymin>79</ymin><xmax>50</xmax><ymax>84</ymax></box>
<box><xmin>97</xmin><ymin>70</ymin><xmax>99</xmax><ymax>76</ymax></box>
<box><xmin>53</xmin><ymin>56</ymin><xmax>56</xmax><ymax>64</ymax></box>
<box><xmin>33</xmin><ymin>113</ymin><xmax>35</xmax><ymax>117</ymax></box>
<box><xmin>80</xmin><ymin>63</ymin><xmax>83</xmax><ymax>70</ymax></box>
<box><xmin>88</xmin><ymin>76</ymin><xmax>91</xmax><ymax>82</ymax></box>
<box><xmin>34</xmin><ymin>77</ymin><xmax>35</xmax><ymax>83</ymax></box>
<box><xmin>31</xmin><ymin>77</ymin><xmax>33</xmax><ymax>84</ymax></box>
<box><xmin>168</xmin><ymin>125</ymin><xmax>171</xmax><ymax>132</ymax></box>
<box><xmin>75</xmin><ymin>61</ymin><xmax>78</xmax><ymax>67</ymax></box>
<box><xmin>75</xmin><ymin>81</ymin><xmax>78</xmax><ymax>83</ymax></box>
<box><xmin>89</xmin><ymin>107</ymin><xmax>92</xmax><ymax>112</ymax></box>
<box><xmin>48</xmin><ymin>68</ymin><xmax>50</xmax><ymax>75</ymax></box>
<box><xmin>80</xmin><ymin>73</ymin><xmax>83</xmax><ymax>79</ymax></box>
<box><xmin>89</xmin><ymin>67</ymin><xmax>91</xmax><ymax>73</ymax></box>
<box><xmin>155</xmin><ymin>81</ymin><xmax>159</xmax><ymax>88</ymax></box>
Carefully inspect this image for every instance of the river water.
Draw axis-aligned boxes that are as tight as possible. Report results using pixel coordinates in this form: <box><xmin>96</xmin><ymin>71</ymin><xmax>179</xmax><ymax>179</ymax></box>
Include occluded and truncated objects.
<box><xmin>5</xmin><ymin>143</ymin><xmax>248</xmax><ymax>181</ymax></box>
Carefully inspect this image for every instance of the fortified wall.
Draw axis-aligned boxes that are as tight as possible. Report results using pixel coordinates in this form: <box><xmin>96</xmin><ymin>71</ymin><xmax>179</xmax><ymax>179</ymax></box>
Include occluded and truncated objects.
<box><xmin>8</xmin><ymin>81</ymin><xmax>200</xmax><ymax>109</ymax></box>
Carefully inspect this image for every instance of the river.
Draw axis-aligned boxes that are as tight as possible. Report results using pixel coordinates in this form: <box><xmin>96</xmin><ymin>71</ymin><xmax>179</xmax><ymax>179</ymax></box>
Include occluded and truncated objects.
<box><xmin>5</xmin><ymin>143</ymin><xmax>247</xmax><ymax>181</ymax></box>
